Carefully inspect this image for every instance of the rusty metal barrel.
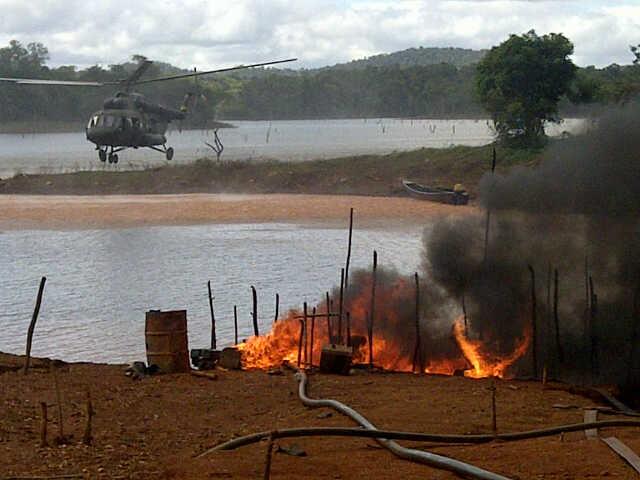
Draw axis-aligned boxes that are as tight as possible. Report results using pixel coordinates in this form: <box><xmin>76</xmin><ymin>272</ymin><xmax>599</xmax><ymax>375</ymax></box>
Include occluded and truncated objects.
<box><xmin>145</xmin><ymin>309</ymin><xmax>190</xmax><ymax>373</ymax></box>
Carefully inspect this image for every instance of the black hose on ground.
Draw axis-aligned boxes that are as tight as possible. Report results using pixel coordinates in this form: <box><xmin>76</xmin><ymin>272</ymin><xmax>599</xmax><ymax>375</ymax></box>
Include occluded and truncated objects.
<box><xmin>200</xmin><ymin>418</ymin><xmax>640</xmax><ymax>454</ymax></box>
<box><xmin>297</xmin><ymin>371</ymin><xmax>512</xmax><ymax>480</ymax></box>
<box><xmin>197</xmin><ymin>371</ymin><xmax>640</xmax><ymax>478</ymax></box>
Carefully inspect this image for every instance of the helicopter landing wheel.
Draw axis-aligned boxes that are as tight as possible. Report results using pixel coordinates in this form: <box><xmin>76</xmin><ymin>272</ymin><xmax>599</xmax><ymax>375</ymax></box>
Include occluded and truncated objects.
<box><xmin>98</xmin><ymin>150</ymin><xmax>107</xmax><ymax>162</ymax></box>
<box><xmin>165</xmin><ymin>147</ymin><xmax>174</xmax><ymax>161</ymax></box>
<box><xmin>108</xmin><ymin>153</ymin><xmax>119</xmax><ymax>164</ymax></box>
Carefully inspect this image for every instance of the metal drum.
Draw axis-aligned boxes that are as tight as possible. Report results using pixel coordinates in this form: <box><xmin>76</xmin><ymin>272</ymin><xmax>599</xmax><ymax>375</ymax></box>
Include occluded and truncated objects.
<box><xmin>145</xmin><ymin>309</ymin><xmax>189</xmax><ymax>373</ymax></box>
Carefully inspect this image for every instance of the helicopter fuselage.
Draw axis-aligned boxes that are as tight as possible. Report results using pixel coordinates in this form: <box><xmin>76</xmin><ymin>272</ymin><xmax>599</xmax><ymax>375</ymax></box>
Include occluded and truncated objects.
<box><xmin>85</xmin><ymin>91</ymin><xmax>186</xmax><ymax>163</ymax></box>
<box><xmin>86</xmin><ymin>109</ymin><xmax>168</xmax><ymax>148</ymax></box>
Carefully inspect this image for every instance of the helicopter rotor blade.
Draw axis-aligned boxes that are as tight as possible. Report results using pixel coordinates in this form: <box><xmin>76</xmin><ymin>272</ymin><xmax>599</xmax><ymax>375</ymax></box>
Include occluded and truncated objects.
<box><xmin>133</xmin><ymin>58</ymin><xmax>297</xmax><ymax>85</ymax></box>
<box><xmin>123</xmin><ymin>59</ymin><xmax>153</xmax><ymax>88</ymax></box>
<box><xmin>0</xmin><ymin>77</ymin><xmax>112</xmax><ymax>87</ymax></box>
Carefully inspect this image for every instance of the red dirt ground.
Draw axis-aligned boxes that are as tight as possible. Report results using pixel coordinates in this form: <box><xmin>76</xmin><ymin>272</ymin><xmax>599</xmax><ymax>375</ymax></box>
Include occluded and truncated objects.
<box><xmin>1</xmin><ymin>353</ymin><xmax>639</xmax><ymax>479</ymax></box>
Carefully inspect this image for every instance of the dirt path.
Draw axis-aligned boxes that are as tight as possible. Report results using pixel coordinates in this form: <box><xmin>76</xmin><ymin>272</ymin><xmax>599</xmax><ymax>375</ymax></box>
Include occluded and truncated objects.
<box><xmin>0</xmin><ymin>194</ymin><xmax>478</xmax><ymax>230</ymax></box>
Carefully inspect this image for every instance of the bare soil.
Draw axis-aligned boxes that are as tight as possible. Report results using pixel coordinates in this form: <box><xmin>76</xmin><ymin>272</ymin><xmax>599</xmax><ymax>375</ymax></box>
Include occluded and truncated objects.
<box><xmin>0</xmin><ymin>193</ymin><xmax>478</xmax><ymax>230</ymax></box>
<box><xmin>1</xmin><ymin>353</ymin><xmax>639</xmax><ymax>479</ymax></box>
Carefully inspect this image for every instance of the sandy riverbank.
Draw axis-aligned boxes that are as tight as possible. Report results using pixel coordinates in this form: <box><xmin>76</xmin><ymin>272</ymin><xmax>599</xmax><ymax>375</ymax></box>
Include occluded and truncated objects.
<box><xmin>0</xmin><ymin>194</ymin><xmax>479</xmax><ymax>230</ymax></box>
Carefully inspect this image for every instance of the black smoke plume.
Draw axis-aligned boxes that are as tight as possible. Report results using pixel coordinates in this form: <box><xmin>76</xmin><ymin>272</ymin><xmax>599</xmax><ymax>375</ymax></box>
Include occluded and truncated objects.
<box><xmin>423</xmin><ymin>105</ymin><xmax>640</xmax><ymax>396</ymax></box>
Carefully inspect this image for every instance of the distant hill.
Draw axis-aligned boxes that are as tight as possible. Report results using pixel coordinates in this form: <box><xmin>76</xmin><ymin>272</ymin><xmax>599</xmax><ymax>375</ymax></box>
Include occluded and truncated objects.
<box><xmin>325</xmin><ymin>47</ymin><xmax>487</xmax><ymax>70</ymax></box>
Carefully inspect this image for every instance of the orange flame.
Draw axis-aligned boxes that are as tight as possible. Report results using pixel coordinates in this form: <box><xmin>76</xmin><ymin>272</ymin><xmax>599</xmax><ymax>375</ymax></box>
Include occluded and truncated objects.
<box><xmin>236</xmin><ymin>276</ymin><xmax>531</xmax><ymax>380</ymax></box>
<box><xmin>452</xmin><ymin>316</ymin><xmax>531</xmax><ymax>379</ymax></box>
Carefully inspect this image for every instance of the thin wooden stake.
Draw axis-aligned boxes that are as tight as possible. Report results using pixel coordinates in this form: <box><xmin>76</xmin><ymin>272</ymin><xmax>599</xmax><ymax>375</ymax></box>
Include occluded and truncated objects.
<box><xmin>325</xmin><ymin>292</ymin><xmax>332</xmax><ymax>343</ymax></box>
<box><xmin>303</xmin><ymin>302</ymin><xmax>309</xmax><ymax>366</ymax></box>
<box><xmin>233</xmin><ymin>305</ymin><xmax>238</xmax><ymax>345</ymax></box>
<box><xmin>297</xmin><ymin>319</ymin><xmax>304</xmax><ymax>368</ymax></box>
<box><xmin>263</xmin><ymin>432</ymin><xmax>275</xmax><ymax>480</ymax></box>
<box><xmin>82</xmin><ymin>390</ymin><xmax>93</xmax><ymax>446</ymax></box>
<box><xmin>412</xmin><ymin>272</ymin><xmax>422</xmax><ymax>373</ymax></box>
<box><xmin>553</xmin><ymin>268</ymin><xmax>564</xmax><ymax>363</ymax></box>
<box><xmin>528</xmin><ymin>265</ymin><xmax>538</xmax><ymax>379</ymax></box>
<box><xmin>24</xmin><ymin>276</ymin><xmax>46</xmax><ymax>375</ymax></box>
<box><xmin>369</xmin><ymin>250</ymin><xmax>378</xmax><ymax>370</ymax></box>
<box><xmin>207</xmin><ymin>280</ymin><xmax>216</xmax><ymax>350</ymax></box>
<box><xmin>344</xmin><ymin>207</ymin><xmax>354</xmax><ymax>297</ymax></box>
<box><xmin>251</xmin><ymin>286</ymin><xmax>259</xmax><ymax>337</ymax></box>
<box><xmin>274</xmin><ymin>293</ymin><xmax>279</xmax><ymax>323</ymax></box>
<box><xmin>338</xmin><ymin>268</ymin><xmax>345</xmax><ymax>343</ymax></box>
<box><xmin>51</xmin><ymin>365</ymin><xmax>64</xmax><ymax>442</ymax></box>
<box><xmin>346</xmin><ymin>311</ymin><xmax>351</xmax><ymax>348</ymax></box>
<box><xmin>491</xmin><ymin>379</ymin><xmax>497</xmax><ymax>436</ymax></box>
<box><xmin>310</xmin><ymin>307</ymin><xmax>316</xmax><ymax>367</ymax></box>
<box><xmin>40</xmin><ymin>401</ymin><xmax>48</xmax><ymax>447</ymax></box>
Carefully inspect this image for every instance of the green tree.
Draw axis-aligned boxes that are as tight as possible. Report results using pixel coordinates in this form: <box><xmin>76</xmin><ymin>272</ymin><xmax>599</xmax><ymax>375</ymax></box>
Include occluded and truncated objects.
<box><xmin>476</xmin><ymin>30</ymin><xmax>576</xmax><ymax>147</ymax></box>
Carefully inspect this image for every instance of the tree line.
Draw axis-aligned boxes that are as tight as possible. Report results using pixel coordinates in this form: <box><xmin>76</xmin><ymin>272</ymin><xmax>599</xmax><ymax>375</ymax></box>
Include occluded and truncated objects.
<box><xmin>0</xmin><ymin>39</ymin><xmax>637</xmax><ymax>128</ymax></box>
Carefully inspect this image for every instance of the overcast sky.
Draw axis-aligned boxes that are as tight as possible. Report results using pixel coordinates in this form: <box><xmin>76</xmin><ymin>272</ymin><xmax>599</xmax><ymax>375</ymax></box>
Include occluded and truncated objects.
<box><xmin>0</xmin><ymin>0</ymin><xmax>638</xmax><ymax>70</ymax></box>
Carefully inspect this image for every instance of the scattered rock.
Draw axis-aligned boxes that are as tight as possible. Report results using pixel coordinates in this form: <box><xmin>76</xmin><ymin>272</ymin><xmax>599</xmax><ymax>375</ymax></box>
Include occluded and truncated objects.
<box><xmin>316</xmin><ymin>411</ymin><xmax>333</xmax><ymax>419</ymax></box>
<box><xmin>552</xmin><ymin>404</ymin><xmax>579</xmax><ymax>410</ymax></box>
<box><xmin>276</xmin><ymin>443</ymin><xmax>307</xmax><ymax>457</ymax></box>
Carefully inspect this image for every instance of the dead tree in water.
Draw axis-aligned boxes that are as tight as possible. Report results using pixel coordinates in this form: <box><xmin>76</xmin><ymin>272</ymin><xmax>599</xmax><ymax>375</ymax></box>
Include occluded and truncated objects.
<box><xmin>24</xmin><ymin>276</ymin><xmax>47</xmax><ymax>375</ymax></box>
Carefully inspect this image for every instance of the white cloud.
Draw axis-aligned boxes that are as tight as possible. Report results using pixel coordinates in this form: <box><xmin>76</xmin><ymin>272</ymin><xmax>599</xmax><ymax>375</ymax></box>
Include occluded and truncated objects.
<box><xmin>0</xmin><ymin>0</ymin><xmax>636</xmax><ymax>69</ymax></box>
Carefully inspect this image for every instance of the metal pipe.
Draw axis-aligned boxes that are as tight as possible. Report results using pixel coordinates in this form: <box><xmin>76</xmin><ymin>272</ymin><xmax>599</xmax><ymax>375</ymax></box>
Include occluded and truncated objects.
<box><xmin>295</xmin><ymin>371</ymin><xmax>512</xmax><ymax>480</ymax></box>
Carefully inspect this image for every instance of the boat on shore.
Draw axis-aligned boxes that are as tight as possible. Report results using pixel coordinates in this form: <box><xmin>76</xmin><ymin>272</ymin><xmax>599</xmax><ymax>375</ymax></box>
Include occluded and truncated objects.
<box><xmin>402</xmin><ymin>179</ymin><xmax>469</xmax><ymax>205</ymax></box>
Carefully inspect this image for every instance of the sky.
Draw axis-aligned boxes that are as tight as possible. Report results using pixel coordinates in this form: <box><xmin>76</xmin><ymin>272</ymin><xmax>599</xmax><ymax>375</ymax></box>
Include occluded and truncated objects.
<box><xmin>0</xmin><ymin>0</ymin><xmax>638</xmax><ymax>70</ymax></box>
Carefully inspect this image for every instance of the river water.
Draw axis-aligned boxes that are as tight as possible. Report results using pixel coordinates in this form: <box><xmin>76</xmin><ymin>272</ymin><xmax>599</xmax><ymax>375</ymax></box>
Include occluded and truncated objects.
<box><xmin>0</xmin><ymin>223</ymin><xmax>424</xmax><ymax>363</ymax></box>
<box><xmin>0</xmin><ymin>118</ymin><xmax>586</xmax><ymax>177</ymax></box>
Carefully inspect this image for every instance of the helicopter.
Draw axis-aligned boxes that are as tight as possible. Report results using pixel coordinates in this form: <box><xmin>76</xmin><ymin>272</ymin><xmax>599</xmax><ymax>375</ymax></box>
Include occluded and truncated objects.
<box><xmin>0</xmin><ymin>58</ymin><xmax>296</xmax><ymax>164</ymax></box>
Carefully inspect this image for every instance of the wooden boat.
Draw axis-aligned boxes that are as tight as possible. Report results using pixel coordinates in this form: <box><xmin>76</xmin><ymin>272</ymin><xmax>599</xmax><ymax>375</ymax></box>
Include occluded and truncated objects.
<box><xmin>402</xmin><ymin>180</ymin><xmax>469</xmax><ymax>205</ymax></box>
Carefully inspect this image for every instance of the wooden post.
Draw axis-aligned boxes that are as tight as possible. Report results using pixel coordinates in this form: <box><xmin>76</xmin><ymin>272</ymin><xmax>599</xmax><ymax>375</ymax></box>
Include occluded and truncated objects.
<box><xmin>263</xmin><ymin>432</ymin><xmax>275</xmax><ymax>480</ymax></box>
<box><xmin>346</xmin><ymin>311</ymin><xmax>351</xmax><ymax>348</ymax></box>
<box><xmin>369</xmin><ymin>250</ymin><xmax>377</xmax><ymax>370</ymax></box>
<box><xmin>528</xmin><ymin>265</ymin><xmax>538</xmax><ymax>379</ymax></box>
<box><xmin>461</xmin><ymin>292</ymin><xmax>468</xmax><ymax>335</ymax></box>
<box><xmin>24</xmin><ymin>276</ymin><xmax>46</xmax><ymax>375</ymax></box>
<box><xmin>274</xmin><ymin>293</ymin><xmax>279</xmax><ymax>323</ymax></box>
<box><xmin>338</xmin><ymin>268</ymin><xmax>345</xmax><ymax>343</ymax></box>
<box><xmin>483</xmin><ymin>147</ymin><xmax>497</xmax><ymax>264</ymax></box>
<box><xmin>297</xmin><ymin>319</ymin><xmax>304</xmax><ymax>368</ymax></box>
<box><xmin>40</xmin><ymin>401</ymin><xmax>48</xmax><ymax>447</ymax></box>
<box><xmin>344</xmin><ymin>207</ymin><xmax>354</xmax><ymax>297</ymax></box>
<box><xmin>490</xmin><ymin>379</ymin><xmax>497</xmax><ymax>436</ymax></box>
<box><xmin>554</xmin><ymin>268</ymin><xmax>564</xmax><ymax>363</ymax></box>
<box><xmin>82</xmin><ymin>390</ymin><xmax>93</xmax><ymax>446</ymax></box>
<box><xmin>325</xmin><ymin>292</ymin><xmax>332</xmax><ymax>343</ymax></box>
<box><xmin>310</xmin><ymin>307</ymin><xmax>316</xmax><ymax>367</ymax></box>
<box><xmin>412</xmin><ymin>272</ymin><xmax>422</xmax><ymax>373</ymax></box>
<box><xmin>545</xmin><ymin>263</ymin><xmax>552</xmax><ymax>368</ymax></box>
<box><xmin>589</xmin><ymin>276</ymin><xmax>598</xmax><ymax>378</ymax></box>
<box><xmin>233</xmin><ymin>305</ymin><xmax>238</xmax><ymax>345</ymax></box>
<box><xmin>51</xmin><ymin>365</ymin><xmax>64</xmax><ymax>442</ymax></box>
<box><xmin>251</xmin><ymin>286</ymin><xmax>259</xmax><ymax>337</ymax></box>
<box><xmin>303</xmin><ymin>302</ymin><xmax>309</xmax><ymax>366</ymax></box>
<box><xmin>207</xmin><ymin>280</ymin><xmax>216</xmax><ymax>350</ymax></box>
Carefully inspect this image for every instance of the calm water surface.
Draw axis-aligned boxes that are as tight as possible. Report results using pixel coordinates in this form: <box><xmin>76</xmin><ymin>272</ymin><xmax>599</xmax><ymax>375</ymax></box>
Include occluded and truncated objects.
<box><xmin>0</xmin><ymin>118</ymin><xmax>586</xmax><ymax>177</ymax></box>
<box><xmin>0</xmin><ymin>223</ymin><xmax>424</xmax><ymax>363</ymax></box>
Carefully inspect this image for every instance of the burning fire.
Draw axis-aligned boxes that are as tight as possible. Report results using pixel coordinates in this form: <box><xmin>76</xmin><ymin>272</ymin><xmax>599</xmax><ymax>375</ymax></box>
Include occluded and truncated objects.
<box><xmin>452</xmin><ymin>316</ymin><xmax>531</xmax><ymax>379</ymax></box>
<box><xmin>236</xmin><ymin>277</ymin><xmax>531</xmax><ymax>379</ymax></box>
